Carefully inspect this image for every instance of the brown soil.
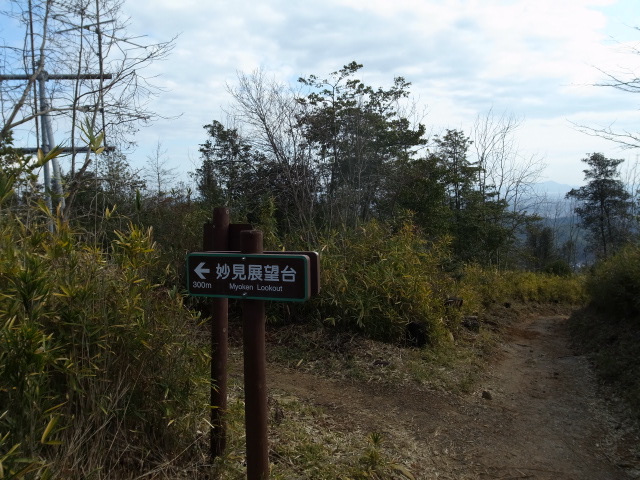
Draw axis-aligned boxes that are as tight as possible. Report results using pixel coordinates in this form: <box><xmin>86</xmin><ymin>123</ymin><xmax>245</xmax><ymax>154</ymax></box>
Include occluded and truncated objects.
<box><xmin>266</xmin><ymin>315</ymin><xmax>640</xmax><ymax>479</ymax></box>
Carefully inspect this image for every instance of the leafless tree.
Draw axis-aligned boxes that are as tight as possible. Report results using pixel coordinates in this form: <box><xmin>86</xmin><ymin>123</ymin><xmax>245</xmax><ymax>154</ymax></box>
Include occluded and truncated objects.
<box><xmin>226</xmin><ymin>69</ymin><xmax>320</xmax><ymax>238</ymax></box>
<box><xmin>144</xmin><ymin>140</ymin><xmax>175</xmax><ymax>201</ymax></box>
<box><xmin>472</xmin><ymin>109</ymin><xmax>546</xmax><ymax>214</ymax></box>
<box><xmin>0</xmin><ymin>0</ymin><xmax>175</xmax><ymax>214</ymax></box>
<box><xmin>471</xmin><ymin>109</ymin><xmax>547</xmax><ymax>267</ymax></box>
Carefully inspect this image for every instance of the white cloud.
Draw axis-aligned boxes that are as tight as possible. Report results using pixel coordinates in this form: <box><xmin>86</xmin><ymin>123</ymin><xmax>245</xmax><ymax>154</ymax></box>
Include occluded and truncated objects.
<box><xmin>113</xmin><ymin>0</ymin><xmax>640</xmax><ymax>186</ymax></box>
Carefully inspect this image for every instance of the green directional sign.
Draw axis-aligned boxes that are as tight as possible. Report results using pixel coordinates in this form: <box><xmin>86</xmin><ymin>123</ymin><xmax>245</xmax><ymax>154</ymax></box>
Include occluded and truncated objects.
<box><xmin>187</xmin><ymin>252</ymin><xmax>312</xmax><ymax>302</ymax></box>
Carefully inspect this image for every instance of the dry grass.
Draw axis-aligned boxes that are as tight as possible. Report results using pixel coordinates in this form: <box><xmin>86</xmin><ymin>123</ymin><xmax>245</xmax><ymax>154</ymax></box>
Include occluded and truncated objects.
<box><xmin>262</xmin><ymin>303</ymin><xmax>562</xmax><ymax>393</ymax></box>
<box><xmin>196</xmin><ymin>303</ymin><xmax>573</xmax><ymax>479</ymax></box>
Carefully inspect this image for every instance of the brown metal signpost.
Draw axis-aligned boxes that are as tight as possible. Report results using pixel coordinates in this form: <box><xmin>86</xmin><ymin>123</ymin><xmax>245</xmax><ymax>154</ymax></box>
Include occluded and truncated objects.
<box><xmin>190</xmin><ymin>215</ymin><xmax>320</xmax><ymax>479</ymax></box>
<box><xmin>202</xmin><ymin>211</ymin><xmax>253</xmax><ymax>460</ymax></box>
<box><xmin>205</xmin><ymin>207</ymin><xmax>230</xmax><ymax>459</ymax></box>
<box><xmin>241</xmin><ymin>230</ymin><xmax>269</xmax><ymax>479</ymax></box>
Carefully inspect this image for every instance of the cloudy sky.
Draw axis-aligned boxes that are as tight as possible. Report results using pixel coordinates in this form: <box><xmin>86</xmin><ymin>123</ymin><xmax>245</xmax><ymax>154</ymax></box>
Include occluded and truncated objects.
<box><xmin>50</xmin><ymin>1</ymin><xmax>640</xmax><ymax>186</ymax></box>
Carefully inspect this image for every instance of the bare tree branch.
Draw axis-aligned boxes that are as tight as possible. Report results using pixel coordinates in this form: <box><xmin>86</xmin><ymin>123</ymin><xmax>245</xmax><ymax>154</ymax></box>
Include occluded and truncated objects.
<box><xmin>572</xmin><ymin>29</ymin><xmax>640</xmax><ymax>149</ymax></box>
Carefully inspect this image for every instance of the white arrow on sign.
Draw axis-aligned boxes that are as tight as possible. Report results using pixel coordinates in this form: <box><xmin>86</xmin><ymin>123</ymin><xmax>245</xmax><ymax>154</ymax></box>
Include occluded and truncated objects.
<box><xmin>194</xmin><ymin>262</ymin><xmax>210</xmax><ymax>280</ymax></box>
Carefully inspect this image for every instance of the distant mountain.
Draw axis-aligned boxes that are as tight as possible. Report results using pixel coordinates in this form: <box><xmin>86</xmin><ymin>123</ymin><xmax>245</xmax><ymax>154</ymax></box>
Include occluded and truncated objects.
<box><xmin>506</xmin><ymin>181</ymin><xmax>580</xmax><ymax>219</ymax></box>
<box><xmin>531</xmin><ymin>181</ymin><xmax>580</xmax><ymax>198</ymax></box>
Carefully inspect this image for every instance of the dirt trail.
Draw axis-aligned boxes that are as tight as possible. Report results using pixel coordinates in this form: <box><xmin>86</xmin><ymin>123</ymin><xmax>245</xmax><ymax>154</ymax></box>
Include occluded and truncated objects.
<box><xmin>266</xmin><ymin>315</ymin><xmax>640</xmax><ymax>479</ymax></box>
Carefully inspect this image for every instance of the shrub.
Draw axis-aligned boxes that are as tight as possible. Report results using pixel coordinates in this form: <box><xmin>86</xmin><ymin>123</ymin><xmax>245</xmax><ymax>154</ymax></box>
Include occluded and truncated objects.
<box><xmin>587</xmin><ymin>244</ymin><xmax>640</xmax><ymax>318</ymax></box>
<box><xmin>309</xmin><ymin>220</ymin><xmax>456</xmax><ymax>344</ymax></box>
<box><xmin>0</xmin><ymin>207</ymin><xmax>208</xmax><ymax>478</ymax></box>
<box><xmin>459</xmin><ymin>264</ymin><xmax>507</xmax><ymax>308</ymax></box>
<box><xmin>544</xmin><ymin>259</ymin><xmax>572</xmax><ymax>277</ymax></box>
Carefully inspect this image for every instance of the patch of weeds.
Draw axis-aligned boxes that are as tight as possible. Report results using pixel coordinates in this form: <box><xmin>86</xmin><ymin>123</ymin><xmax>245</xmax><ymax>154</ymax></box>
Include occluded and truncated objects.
<box><xmin>349</xmin><ymin>432</ymin><xmax>416</xmax><ymax>480</ymax></box>
<box><xmin>270</xmin><ymin>401</ymin><xmax>349</xmax><ymax>479</ymax></box>
<box><xmin>269</xmin><ymin>404</ymin><xmax>415</xmax><ymax>480</ymax></box>
<box><xmin>404</xmin><ymin>339</ymin><xmax>482</xmax><ymax>394</ymax></box>
<box><xmin>391</xmin><ymin>312</ymin><xmax>505</xmax><ymax>393</ymax></box>
<box><xmin>207</xmin><ymin>373</ymin><xmax>417</xmax><ymax>479</ymax></box>
<box><xmin>208</xmin><ymin>378</ymin><xmax>295</xmax><ymax>479</ymax></box>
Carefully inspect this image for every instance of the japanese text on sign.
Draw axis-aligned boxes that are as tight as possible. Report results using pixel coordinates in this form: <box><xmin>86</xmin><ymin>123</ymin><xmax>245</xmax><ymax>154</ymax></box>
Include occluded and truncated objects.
<box><xmin>215</xmin><ymin>263</ymin><xmax>297</xmax><ymax>282</ymax></box>
<box><xmin>187</xmin><ymin>253</ymin><xmax>311</xmax><ymax>302</ymax></box>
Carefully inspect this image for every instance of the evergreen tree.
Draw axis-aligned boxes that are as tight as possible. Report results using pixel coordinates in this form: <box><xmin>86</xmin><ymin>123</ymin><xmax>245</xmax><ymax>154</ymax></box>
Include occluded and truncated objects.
<box><xmin>297</xmin><ymin>62</ymin><xmax>426</xmax><ymax>227</ymax></box>
<box><xmin>431</xmin><ymin>129</ymin><xmax>509</xmax><ymax>264</ymax></box>
<box><xmin>0</xmin><ymin>131</ymin><xmax>38</xmax><ymax>209</ymax></box>
<box><xmin>566</xmin><ymin>153</ymin><xmax>633</xmax><ymax>259</ymax></box>
<box><xmin>196</xmin><ymin>120</ymin><xmax>287</xmax><ymax>227</ymax></box>
<box><xmin>64</xmin><ymin>151</ymin><xmax>144</xmax><ymax>217</ymax></box>
<box><xmin>525</xmin><ymin>224</ymin><xmax>555</xmax><ymax>271</ymax></box>
<box><xmin>195</xmin><ymin>120</ymin><xmax>253</xmax><ymax>208</ymax></box>
<box><xmin>384</xmin><ymin>154</ymin><xmax>450</xmax><ymax>239</ymax></box>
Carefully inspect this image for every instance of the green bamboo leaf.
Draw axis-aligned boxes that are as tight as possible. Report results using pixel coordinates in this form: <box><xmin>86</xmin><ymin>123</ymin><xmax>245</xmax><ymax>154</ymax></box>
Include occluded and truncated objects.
<box><xmin>34</xmin><ymin>146</ymin><xmax>65</xmax><ymax>167</ymax></box>
<box><xmin>40</xmin><ymin>415</ymin><xmax>59</xmax><ymax>444</ymax></box>
<box><xmin>0</xmin><ymin>442</ymin><xmax>20</xmax><ymax>462</ymax></box>
<box><xmin>105</xmin><ymin>205</ymin><xmax>117</xmax><ymax>219</ymax></box>
<box><xmin>0</xmin><ymin>173</ymin><xmax>16</xmax><ymax>206</ymax></box>
<box><xmin>43</xmin><ymin>402</ymin><xmax>66</xmax><ymax>415</ymax></box>
<box><xmin>8</xmin><ymin>460</ymin><xmax>44</xmax><ymax>478</ymax></box>
<box><xmin>36</xmin><ymin>148</ymin><xmax>45</xmax><ymax>166</ymax></box>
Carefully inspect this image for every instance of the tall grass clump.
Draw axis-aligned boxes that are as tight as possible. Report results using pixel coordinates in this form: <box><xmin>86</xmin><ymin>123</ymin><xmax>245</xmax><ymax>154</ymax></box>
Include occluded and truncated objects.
<box><xmin>311</xmin><ymin>220</ymin><xmax>456</xmax><ymax>344</ymax></box>
<box><xmin>458</xmin><ymin>264</ymin><xmax>507</xmax><ymax>308</ymax></box>
<box><xmin>0</xmin><ymin>192</ymin><xmax>208</xmax><ymax>477</ymax></box>
<box><xmin>504</xmin><ymin>271</ymin><xmax>586</xmax><ymax>305</ymax></box>
<box><xmin>460</xmin><ymin>264</ymin><xmax>586</xmax><ymax>307</ymax></box>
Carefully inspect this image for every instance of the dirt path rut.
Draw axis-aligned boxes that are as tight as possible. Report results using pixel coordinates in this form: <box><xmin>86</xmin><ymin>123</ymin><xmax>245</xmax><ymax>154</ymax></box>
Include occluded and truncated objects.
<box><xmin>267</xmin><ymin>315</ymin><xmax>640</xmax><ymax>479</ymax></box>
